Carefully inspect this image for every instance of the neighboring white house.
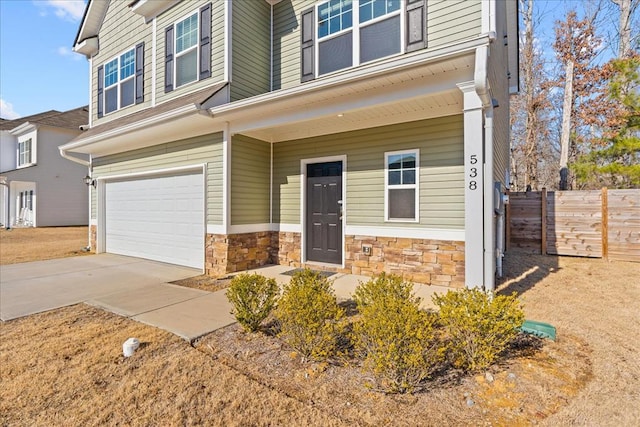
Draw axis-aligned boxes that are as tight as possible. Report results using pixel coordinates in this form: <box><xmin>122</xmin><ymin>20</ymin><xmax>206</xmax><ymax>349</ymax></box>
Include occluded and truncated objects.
<box><xmin>0</xmin><ymin>107</ymin><xmax>89</xmax><ymax>228</ymax></box>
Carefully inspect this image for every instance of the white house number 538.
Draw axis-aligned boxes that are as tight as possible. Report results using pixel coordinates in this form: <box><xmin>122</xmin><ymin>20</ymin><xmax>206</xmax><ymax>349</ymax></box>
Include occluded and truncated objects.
<box><xmin>469</xmin><ymin>154</ymin><xmax>478</xmax><ymax>190</ymax></box>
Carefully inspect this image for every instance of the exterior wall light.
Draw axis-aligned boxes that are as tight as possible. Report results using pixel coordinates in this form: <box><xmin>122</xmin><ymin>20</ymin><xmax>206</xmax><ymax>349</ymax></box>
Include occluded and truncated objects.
<box><xmin>83</xmin><ymin>175</ymin><xmax>96</xmax><ymax>188</ymax></box>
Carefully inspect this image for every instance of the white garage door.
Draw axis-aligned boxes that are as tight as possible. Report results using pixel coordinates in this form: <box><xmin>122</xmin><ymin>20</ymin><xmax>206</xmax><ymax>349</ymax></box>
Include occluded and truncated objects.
<box><xmin>105</xmin><ymin>171</ymin><xmax>204</xmax><ymax>269</ymax></box>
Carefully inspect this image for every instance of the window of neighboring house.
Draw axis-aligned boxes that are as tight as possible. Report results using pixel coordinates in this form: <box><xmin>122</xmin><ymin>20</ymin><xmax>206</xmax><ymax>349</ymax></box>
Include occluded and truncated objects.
<box><xmin>317</xmin><ymin>0</ymin><xmax>401</xmax><ymax>76</ymax></box>
<box><xmin>165</xmin><ymin>4</ymin><xmax>211</xmax><ymax>93</ymax></box>
<box><xmin>18</xmin><ymin>138</ymin><xmax>33</xmax><ymax>167</ymax></box>
<box><xmin>385</xmin><ymin>149</ymin><xmax>419</xmax><ymax>222</ymax></box>
<box><xmin>103</xmin><ymin>48</ymin><xmax>136</xmax><ymax>115</ymax></box>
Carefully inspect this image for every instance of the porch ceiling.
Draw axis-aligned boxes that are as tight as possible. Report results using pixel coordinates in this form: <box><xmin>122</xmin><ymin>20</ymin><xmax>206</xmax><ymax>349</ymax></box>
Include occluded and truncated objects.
<box><xmin>218</xmin><ymin>54</ymin><xmax>475</xmax><ymax>143</ymax></box>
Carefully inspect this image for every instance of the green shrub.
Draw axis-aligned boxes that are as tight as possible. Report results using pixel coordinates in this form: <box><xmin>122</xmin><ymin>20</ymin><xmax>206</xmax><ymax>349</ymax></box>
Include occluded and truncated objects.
<box><xmin>275</xmin><ymin>269</ymin><xmax>345</xmax><ymax>362</ymax></box>
<box><xmin>353</xmin><ymin>274</ymin><xmax>444</xmax><ymax>393</ymax></box>
<box><xmin>433</xmin><ymin>288</ymin><xmax>525</xmax><ymax>372</ymax></box>
<box><xmin>226</xmin><ymin>273</ymin><xmax>279</xmax><ymax>332</ymax></box>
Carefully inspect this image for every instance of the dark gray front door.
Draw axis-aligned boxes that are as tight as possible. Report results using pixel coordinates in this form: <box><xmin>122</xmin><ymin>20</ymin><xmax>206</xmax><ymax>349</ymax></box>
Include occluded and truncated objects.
<box><xmin>306</xmin><ymin>161</ymin><xmax>343</xmax><ymax>264</ymax></box>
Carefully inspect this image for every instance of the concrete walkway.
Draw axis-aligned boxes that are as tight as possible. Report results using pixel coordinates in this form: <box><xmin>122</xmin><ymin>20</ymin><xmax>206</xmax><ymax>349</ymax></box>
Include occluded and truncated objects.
<box><xmin>1</xmin><ymin>255</ymin><xmax>450</xmax><ymax>342</ymax></box>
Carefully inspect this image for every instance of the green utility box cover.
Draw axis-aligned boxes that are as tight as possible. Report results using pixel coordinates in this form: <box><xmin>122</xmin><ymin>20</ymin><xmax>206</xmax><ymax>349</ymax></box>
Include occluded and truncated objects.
<box><xmin>520</xmin><ymin>320</ymin><xmax>557</xmax><ymax>341</ymax></box>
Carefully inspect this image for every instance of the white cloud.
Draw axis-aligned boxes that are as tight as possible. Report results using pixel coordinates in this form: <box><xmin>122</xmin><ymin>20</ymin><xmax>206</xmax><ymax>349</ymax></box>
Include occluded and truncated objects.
<box><xmin>0</xmin><ymin>99</ymin><xmax>21</xmax><ymax>120</ymax></box>
<box><xmin>36</xmin><ymin>0</ymin><xmax>86</xmax><ymax>22</ymax></box>
<box><xmin>57</xmin><ymin>46</ymin><xmax>82</xmax><ymax>61</ymax></box>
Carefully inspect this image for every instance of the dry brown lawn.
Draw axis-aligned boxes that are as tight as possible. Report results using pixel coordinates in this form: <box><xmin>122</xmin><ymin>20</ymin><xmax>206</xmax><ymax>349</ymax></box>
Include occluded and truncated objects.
<box><xmin>1</xmin><ymin>248</ymin><xmax>639</xmax><ymax>426</ymax></box>
<box><xmin>0</xmin><ymin>227</ymin><xmax>91</xmax><ymax>265</ymax></box>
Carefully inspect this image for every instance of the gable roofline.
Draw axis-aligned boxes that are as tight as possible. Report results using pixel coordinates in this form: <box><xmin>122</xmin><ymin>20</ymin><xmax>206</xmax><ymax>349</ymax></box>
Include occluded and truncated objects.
<box><xmin>73</xmin><ymin>0</ymin><xmax>108</xmax><ymax>52</ymax></box>
<box><xmin>0</xmin><ymin>110</ymin><xmax>60</xmax><ymax>131</ymax></box>
<box><xmin>1</xmin><ymin>107</ymin><xmax>88</xmax><ymax>134</ymax></box>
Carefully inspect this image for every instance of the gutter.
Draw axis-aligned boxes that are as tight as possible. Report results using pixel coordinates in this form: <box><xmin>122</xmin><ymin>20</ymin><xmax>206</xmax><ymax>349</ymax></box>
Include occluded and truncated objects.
<box><xmin>59</xmin><ymin>103</ymin><xmax>199</xmax><ymax>153</ymax></box>
<box><xmin>59</xmin><ymin>147</ymin><xmax>90</xmax><ymax>166</ymax></box>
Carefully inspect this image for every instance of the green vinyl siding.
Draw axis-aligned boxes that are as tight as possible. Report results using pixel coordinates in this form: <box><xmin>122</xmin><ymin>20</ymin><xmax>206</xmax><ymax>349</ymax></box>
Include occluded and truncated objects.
<box><xmin>273</xmin><ymin>0</ymin><xmax>481</xmax><ymax>91</ymax></box>
<box><xmin>91</xmin><ymin>133</ymin><xmax>223</xmax><ymax>224</ymax></box>
<box><xmin>230</xmin><ymin>135</ymin><xmax>271</xmax><ymax>225</ymax></box>
<box><xmin>272</xmin><ymin>0</ymin><xmax>314</xmax><ymax>91</ymax></box>
<box><xmin>155</xmin><ymin>0</ymin><xmax>225</xmax><ymax>104</ymax></box>
<box><xmin>92</xmin><ymin>1</ymin><xmax>153</xmax><ymax>126</ymax></box>
<box><xmin>231</xmin><ymin>0</ymin><xmax>271</xmax><ymax>101</ymax></box>
<box><xmin>272</xmin><ymin>116</ymin><xmax>464</xmax><ymax>229</ymax></box>
<box><xmin>427</xmin><ymin>0</ymin><xmax>482</xmax><ymax>49</ymax></box>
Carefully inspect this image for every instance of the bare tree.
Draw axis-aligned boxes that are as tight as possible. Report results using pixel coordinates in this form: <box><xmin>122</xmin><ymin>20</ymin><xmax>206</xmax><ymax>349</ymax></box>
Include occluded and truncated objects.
<box><xmin>553</xmin><ymin>11</ymin><xmax>601</xmax><ymax>190</ymax></box>
<box><xmin>611</xmin><ymin>0</ymin><xmax>639</xmax><ymax>58</ymax></box>
<box><xmin>510</xmin><ymin>0</ymin><xmax>552</xmax><ymax>191</ymax></box>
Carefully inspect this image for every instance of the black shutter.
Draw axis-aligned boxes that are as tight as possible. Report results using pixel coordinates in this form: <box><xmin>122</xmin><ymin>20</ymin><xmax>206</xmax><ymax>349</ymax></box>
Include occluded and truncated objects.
<box><xmin>97</xmin><ymin>65</ymin><xmax>104</xmax><ymax>118</ymax></box>
<box><xmin>135</xmin><ymin>42</ymin><xmax>145</xmax><ymax>104</ymax></box>
<box><xmin>406</xmin><ymin>0</ymin><xmax>427</xmax><ymax>52</ymax></box>
<box><xmin>300</xmin><ymin>7</ymin><xmax>315</xmax><ymax>82</ymax></box>
<box><xmin>165</xmin><ymin>25</ymin><xmax>174</xmax><ymax>93</ymax></box>
<box><xmin>199</xmin><ymin>3</ymin><xmax>212</xmax><ymax>80</ymax></box>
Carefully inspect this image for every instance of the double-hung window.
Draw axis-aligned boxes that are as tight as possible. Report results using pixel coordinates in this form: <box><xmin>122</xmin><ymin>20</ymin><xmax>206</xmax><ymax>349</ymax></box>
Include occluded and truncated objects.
<box><xmin>175</xmin><ymin>13</ymin><xmax>199</xmax><ymax>87</ymax></box>
<box><xmin>103</xmin><ymin>48</ymin><xmax>136</xmax><ymax>115</ymax></box>
<box><xmin>164</xmin><ymin>3</ymin><xmax>212</xmax><ymax>93</ymax></box>
<box><xmin>97</xmin><ymin>43</ymin><xmax>144</xmax><ymax>118</ymax></box>
<box><xmin>18</xmin><ymin>138</ymin><xmax>33</xmax><ymax>167</ymax></box>
<box><xmin>385</xmin><ymin>149</ymin><xmax>419</xmax><ymax>222</ymax></box>
<box><xmin>316</xmin><ymin>0</ymin><xmax>402</xmax><ymax>76</ymax></box>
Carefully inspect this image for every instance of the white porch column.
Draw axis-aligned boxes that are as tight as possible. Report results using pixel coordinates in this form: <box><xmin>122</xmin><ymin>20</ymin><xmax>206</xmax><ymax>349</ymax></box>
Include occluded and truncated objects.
<box><xmin>457</xmin><ymin>81</ymin><xmax>485</xmax><ymax>289</ymax></box>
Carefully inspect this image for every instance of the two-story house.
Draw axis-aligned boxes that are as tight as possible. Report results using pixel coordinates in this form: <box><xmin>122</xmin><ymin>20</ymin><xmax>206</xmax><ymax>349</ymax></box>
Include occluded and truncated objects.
<box><xmin>1</xmin><ymin>107</ymin><xmax>89</xmax><ymax>228</ymax></box>
<box><xmin>61</xmin><ymin>0</ymin><xmax>518</xmax><ymax>291</ymax></box>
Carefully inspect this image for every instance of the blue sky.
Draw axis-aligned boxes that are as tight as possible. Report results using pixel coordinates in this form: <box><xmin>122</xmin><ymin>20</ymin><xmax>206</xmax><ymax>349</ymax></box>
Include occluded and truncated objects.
<box><xmin>0</xmin><ymin>0</ymin><xmax>87</xmax><ymax>119</ymax></box>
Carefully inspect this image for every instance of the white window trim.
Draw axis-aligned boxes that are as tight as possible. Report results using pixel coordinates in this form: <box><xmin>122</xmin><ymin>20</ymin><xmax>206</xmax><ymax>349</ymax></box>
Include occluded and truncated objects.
<box><xmin>173</xmin><ymin>9</ymin><xmax>200</xmax><ymax>89</ymax></box>
<box><xmin>102</xmin><ymin>46</ymin><xmax>136</xmax><ymax>115</ymax></box>
<box><xmin>384</xmin><ymin>148</ymin><xmax>420</xmax><ymax>223</ymax></box>
<box><xmin>17</xmin><ymin>137</ymin><xmax>35</xmax><ymax>168</ymax></box>
<box><xmin>315</xmin><ymin>0</ymin><xmax>405</xmax><ymax>77</ymax></box>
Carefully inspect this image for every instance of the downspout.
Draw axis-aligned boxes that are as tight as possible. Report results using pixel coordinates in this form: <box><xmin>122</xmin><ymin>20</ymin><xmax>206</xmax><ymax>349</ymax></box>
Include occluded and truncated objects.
<box><xmin>473</xmin><ymin>44</ymin><xmax>496</xmax><ymax>293</ymax></box>
<box><xmin>270</xmin><ymin>3</ymin><xmax>273</xmax><ymax>92</ymax></box>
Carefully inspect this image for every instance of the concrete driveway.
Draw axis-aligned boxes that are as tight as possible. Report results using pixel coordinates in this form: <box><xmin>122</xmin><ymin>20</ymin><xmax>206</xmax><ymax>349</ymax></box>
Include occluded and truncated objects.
<box><xmin>0</xmin><ymin>254</ymin><xmax>236</xmax><ymax>341</ymax></box>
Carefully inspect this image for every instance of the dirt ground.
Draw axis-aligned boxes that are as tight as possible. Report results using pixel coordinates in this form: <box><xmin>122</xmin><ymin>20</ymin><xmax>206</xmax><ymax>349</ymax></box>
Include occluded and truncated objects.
<box><xmin>1</xmin><ymin>249</ymin><xmax>639</xmax><ymax>425</ymax></box>
<box><xmin>0</xmin><ymin>227</ymin><xmax>91</xmax><ymax>265</ymax></box>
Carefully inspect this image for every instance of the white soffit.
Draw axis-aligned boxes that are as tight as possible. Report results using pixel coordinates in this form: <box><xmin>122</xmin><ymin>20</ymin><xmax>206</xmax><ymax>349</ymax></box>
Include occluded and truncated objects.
<box><xmin>220</xmin><ymin>55</ymin><xmax>474</xmax><ymax>142</ymax></box>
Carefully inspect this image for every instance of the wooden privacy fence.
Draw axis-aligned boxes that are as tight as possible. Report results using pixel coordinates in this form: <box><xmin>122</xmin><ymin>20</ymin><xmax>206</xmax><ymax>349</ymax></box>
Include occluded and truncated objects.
<box><xmin>507</xmin><ymin>188</ymin><xmax>640</xmax><ymax>262</ymax></box>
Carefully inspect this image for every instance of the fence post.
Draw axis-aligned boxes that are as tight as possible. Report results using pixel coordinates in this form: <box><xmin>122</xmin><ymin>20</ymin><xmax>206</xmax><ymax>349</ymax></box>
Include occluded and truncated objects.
<box><xmin>541</xmin><ymin>187</ymin><xmax>547</xmax><ymax>255</ymax></box>
<box><xmin>602</xmin><ymin>187</ymin><xmax>608</xmax><ymax>260</ymax></box>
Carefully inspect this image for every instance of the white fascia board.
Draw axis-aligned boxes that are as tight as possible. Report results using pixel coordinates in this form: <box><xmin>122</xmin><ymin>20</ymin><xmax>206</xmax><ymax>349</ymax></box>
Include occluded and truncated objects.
<box><xmin>73</xmin><ymin>37</ymin><xmax>99</xmax><ymax>57</ymax></box>
<box><xmin>76</xmin><ymin>1</ymin><xmax>108</xmax><ymax>46</ymax></box>
<box><xmin>9</xmin><ymin>122</ymin><xmax>37</xmax><ymax>136</ymax></box>
<box><xmin>59</xmin><ymin>104</ymin><xmax>198</xmax><ymax>153</ymax></box>
<box><xmin>130</xmin><ymin>0</ymin><xmax>179</xmax><ymax>22</ymax></box>
<box><xmin>209</xmin><ymin>34</ymin><xmax>491</xmax><ymax>118</ymax></box>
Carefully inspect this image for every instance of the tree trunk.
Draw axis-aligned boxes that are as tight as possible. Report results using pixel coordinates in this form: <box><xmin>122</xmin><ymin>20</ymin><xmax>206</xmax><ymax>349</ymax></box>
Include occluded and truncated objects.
<box><xmin>612</xmin><ymin>0</ymin><xmax>634</xmax><ymax>59</ymax></box>
<box><xmin>559</xmin><ymin>59</ymin><xmax>574</xmax><ymax>190</ymax></box>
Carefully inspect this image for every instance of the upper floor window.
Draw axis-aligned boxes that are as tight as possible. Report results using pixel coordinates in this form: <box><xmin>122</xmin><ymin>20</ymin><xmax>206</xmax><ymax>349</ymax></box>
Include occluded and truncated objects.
<box><xmin>18</xmin><ymin>138</ymin><xmax>33</xmax><ymax>167</ymax></box>
<box><xmin>165</xmin><ymin>3</ymin><xmax>212</xmax><ymax>93</ymax></box>
<box><xmin>175</xmin><ymin>13</ymin><xmax>199</xmax><ymax>87</ymax></box>
<box><xmin>300</xmin><ymin>0</ymin><xmax>427</xmax><ymax>82</ymax></box>
<box><xmin>104</xmin><ymin>49</ymin><xmax>136</xmax><ymax>115</ymax></box>
<box><xmin>317</xmin><ymin>0</ymin><xmax>401</xmax><ymax>76</ymax></box>
<box><xmin>385</xmin><ymin>149</ymin><xmax>419</xmax><ymax>222</ymax></box>
<box><xmin>97</xmin><ymin>43</ymin><xmax>144</xmax><ymax>118</ymax></box>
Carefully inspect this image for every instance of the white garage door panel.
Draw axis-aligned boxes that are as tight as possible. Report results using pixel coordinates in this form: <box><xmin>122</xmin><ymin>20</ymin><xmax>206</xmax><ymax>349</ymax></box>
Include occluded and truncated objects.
<box><xmin>105</xmin><ymin>172</ymin><xmax>204</xmax><ymax>269</ymax></box>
